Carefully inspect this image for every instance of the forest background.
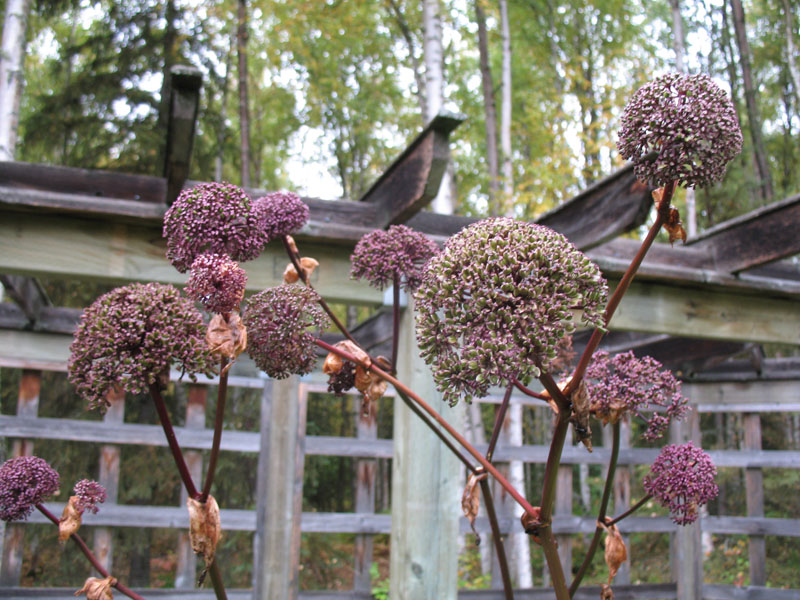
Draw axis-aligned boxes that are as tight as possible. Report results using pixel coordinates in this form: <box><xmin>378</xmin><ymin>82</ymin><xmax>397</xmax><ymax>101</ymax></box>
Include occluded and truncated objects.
<box><xmin>1</xmin><ymin>0</ymin><xmax>799</xmax><ymax>594</ymax></box>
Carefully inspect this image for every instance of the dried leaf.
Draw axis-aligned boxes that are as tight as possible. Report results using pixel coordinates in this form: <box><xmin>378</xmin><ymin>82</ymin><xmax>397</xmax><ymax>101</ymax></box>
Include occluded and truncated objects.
<box><xmin>521</xmin><ymin>506</ymin><xmax>545</xmax><ymax>544</ymax></box>
<box><xmin>283</xmin><ymin>263</ymin><xmax>300</xmax><ymax>283</ymax></box>
<box><xmin>59</xmin><ymin>495</ymin><xmax>83</xmax><ymax>542</ymax></box>
<box><xmin>74</xmin><ymin>576</ymin><xmax>116</xmax><ymax>600</ymax></box>
<box><xmin>187</xmin><ymin>495</ymin><xmax>221</xmax><ymax>584</ymax></box>
<box><xmin>568</xmin><ymin>379</ymin><xmax>593</xmax><ymax>452</ymax></box>
<box><xmin>285</xmin><ymin>235</ymin><xmax>299</xmax><ymax>256</ymax></box>
<box><xmin>334</xmin><ymin>340</ymin><xmax>370</xmax><ymax>365</ymax></box>
<box><xmin>604</xmin><ymin>522</ymin><xmax>628</xmax><ymax>584</ymax></box>
<box><xmin>322</xmin><ymin>352</ymin><xmax>344</xmax><ymax>375</ymax></box>
<box><xmin>651</xmin><ymin>187</ymin><xmax>665</xmax><ymax>208</ymax></box>
<box><xmin>664</xmin><ymin>207</ymin><xmax>687</xmax><ymax>245</ymax></box>
<box><xmin>283</xmin><ymin>257</ymin><xmax>320</xmax><ymax>284</ymax></box>
<box><xmin>601</xmin><ymin>583</ymin><xmax>615</xmax><ymax>600</ymax></box>
<box><xmin>206</xmin><ymin>312</ymin><xmax>247</xmax><ymax>360</ymax></box>
<box><xmin>461</xmin><ymin>471</ymin><xmax>488</xmax><ymax>542</ymax></box>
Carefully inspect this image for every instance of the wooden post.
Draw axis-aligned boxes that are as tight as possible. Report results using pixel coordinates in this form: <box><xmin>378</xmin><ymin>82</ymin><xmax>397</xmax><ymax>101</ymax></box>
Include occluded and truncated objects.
<box><xmin>0</xmin><ymin>369</ymin><xmax>40</xmax><ymax>585</ymax></box>
<box><xmin>612</xmin><ymin>419</ymin><xmax>631</xmax><ymax>584</ymax></box>
<box><xmin>670</xmin><ymin>411</ymin><xmax>702</xmax><ymax>600</ymax></box>
<box><xmin>353</xmin><ymin>396</ymin><xmax>377</xmax><ymax>593</ymax></box>
<box><xmin>253</xmin><ymin>377</ymin><xmax>306</xmax><ymax>600</ymax></box>
<box><xmin>743</xmin><ymin>413</ymin><xmax>766</xmax><ymax>585</ymax></box>
<box><xmin>93</xmin><ymin>386</ymin><xmax>125</xmax><ymax>575</ymax></box>
<box><xmin>555</xmin><ymin>426</ymin><xmax>573</xmax><ymax>580</ymax></box>
<box><xmin>175</xmin><ymin>384</ymin><xmax>206</xmax><ymax>588</ymax></box>
<box><xmin>390</xmin><ymin>296</ymin><xmax>462</xmax><ymax>600</ymax></box>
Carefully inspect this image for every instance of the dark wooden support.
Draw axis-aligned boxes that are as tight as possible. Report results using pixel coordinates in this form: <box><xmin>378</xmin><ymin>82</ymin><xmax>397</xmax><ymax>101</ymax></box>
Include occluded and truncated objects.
<box><xmin>353</xmin><ymin>399</ymin><xmax>377</xmax><ymax>593</ymax></box>
<box><xmin>94</xmin><ymin>386</ymin><xmax>125</xmax><ymax>574</ymax></box>
<box><xmin>0</xmin><ymin>303</ymin><xmax>80</xmax><ymax>335</ymax></box>
<box><xmin>687</xmin><ymin>193</ymin><xmax>800</xmax><ymax>273</ymax></box>
<box><xmin>358</xmin><ymin>113</ymin><xmax>463</xmax><ymax>227</ymax></box>
<box><xmin>319</xmin><ymin>308</ymin><xmax>393</xmax><ymax>356</ymax></box>
<box><xmin>0</xmin><ymin>275</ymin><xmax>50</xmax><ymax>324</ymax></box>
<box><xmin>743</xmin><ymin>414</ymin><xmax>766</xmax><ymax>586</ymax></box>
<box><xmin>536</xmin><ymin>165</ymin><xmax>653</xmax><ymax>250</ymax></box>
<box><xmin>163</xmin><ymin>66</ymin><xmax>202</xmax><ymax>206</ymax></box>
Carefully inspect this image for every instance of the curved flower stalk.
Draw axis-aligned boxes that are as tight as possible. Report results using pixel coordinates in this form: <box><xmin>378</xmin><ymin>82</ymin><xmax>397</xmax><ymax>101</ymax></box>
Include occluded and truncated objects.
<box><xmin>415</xmin><ymin>217</ymin><xmax>607</xmax><ymax>406</ymax></box>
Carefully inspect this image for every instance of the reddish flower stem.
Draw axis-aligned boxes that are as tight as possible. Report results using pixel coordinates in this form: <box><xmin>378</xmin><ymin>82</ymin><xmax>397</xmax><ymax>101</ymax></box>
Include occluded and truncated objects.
<box><xmin>208</xmin><ymin>560</ymin><xmax>228</xmax><ymax>600</ymax></box>
<box><xmin>391</xmin><ymin>273</ymin><xmax>401</xmax><ymax>374</ymax></box>
<box><xmin>201</xmin><ymin>356</ymin><xmax>229</xmax><ymax>502</ymax></box>
<box><xmin>606</xmin><ymin>494</ymin><xmax>653</xmax><ymax>527</ymax></box>
<box><xmin>479</xmin><ymin>478</ymin><xmax>515</xmax><ymax>600</ymax></box>
<box><xmin>512</xmin><ymin>377</ymin><xmax>550</xmax><ymax>401</ymax></box>
<box><xmin>36</xmin><ymin>504</ymin><xmax>145</xmax><ymax>600</ymax></box>
<box><xmin>485</xmin><ymin>382</ymin><xmax>514</xmax><ymax>462</ymax></box>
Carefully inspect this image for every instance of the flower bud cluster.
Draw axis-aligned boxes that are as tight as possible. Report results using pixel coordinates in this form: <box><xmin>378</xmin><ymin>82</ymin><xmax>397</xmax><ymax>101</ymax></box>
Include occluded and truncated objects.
<box><xmin>415</xmin><ymin>218</ymin><xmax>607</xmax><ymax>405</ymax></box>
<box><xmin>68</xmin><ymin>283</ymin><xmax>214</xmax><ymax>410</ymax></box>
<box><xmin>618</xmin><ymin>72</ymin><xmax>742</xmax><ymax>188</ymax></box>
<box><xmin>73</xmin><ymin>479</ymin><xmax>107</xmax><ymax>515</ymax></box>
<box><xmin>254</xmin><ymin>191</ymin><xmax>310</xmax><ymax>239</ymax></box>
<box><xmin>0</xmin><ymin>456</ymin><xmax>60</xmax><ymax>522</ymax></box>
<box><xmin>585</xmin><ymin>351</ymin><xmax>688</xmax><ymax>440</ymax></box>
<box><xmin>244</xmin><ymin>284</ymin><xmax>330</xmax><ymax>379</ymax></box>
<box><xmin>351</xmin><ymin>225</ymin><xmax>439</xmax><ymax>291</ymax></box>
<box><xmin>644</xmin><ymin>442</ymin><xmax>718</xmax><ymax>525</ymax></box>
<box><xmin>185</xmin><ymin>253</ymin><xmax>248</xmax><ymax>314</ymax></box>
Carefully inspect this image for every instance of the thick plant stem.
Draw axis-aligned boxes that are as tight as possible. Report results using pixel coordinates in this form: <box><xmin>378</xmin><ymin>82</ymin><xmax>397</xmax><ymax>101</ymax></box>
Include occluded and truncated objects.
<box><xmin>540</xmin><ymin>525</ymin><xmax>571</xmax><ymax>600</ymax></box>
<box><xmin>486</xmin><ymin>382</ymin><xmax>514</xmax><ymax>462</ymax></box>
<box><xmin>208</xmin><ymin>560</ymin><xmax>228</xmax><ymax>600</ymax></box>
<box><xmin>315</xmin><ymin>338</ymin><xmax>538</xmax><ymax>516</ymax></box>
<box><xmin>480</xmin><ymin>478</ymin><xmax>515</xmax><ymax>600</ymax></box>
<box><xmin>569</xmin><ymin>421</ymin><xmax>621</xmax><ymax>596</ymax></box>
<box><xmin>607</xmin><ymin>494</ymin><xmax>653</xmax><ymax>527</ymax></box>
<box><xmin>149</xmin><ymin>382</ymin><xmax>199</xmax><ymax>499</ymax></box>
<box><xmin>36</xmin><ymin>504</ymin><xmax>146</xmax><ymax>600</ymax></box>
<box><xmin>512</xmin><ymin>377</ymin><xmax>549</xmax><ymax>401</ymax></box>
<box><xmin>201</xmin><ymin>357</ymin><xmax>229</xmax><ymax>502</ymax></box>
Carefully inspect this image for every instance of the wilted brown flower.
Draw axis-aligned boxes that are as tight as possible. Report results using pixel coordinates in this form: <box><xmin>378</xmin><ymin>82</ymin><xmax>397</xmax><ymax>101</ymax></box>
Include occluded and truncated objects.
<box><xmin>74</xmin><ymin>576</ymin><xmax>116</xmax><ymax>600</ymax></box>
<box><xmin>187</xmin><ymin>496</ymin><xmax>221</xmax><ymax>584</ymax></box>
<box><xmin>604</xmin><ymin>522</ymin><xmax>627</xmax><ymax>584</ymax></box>
<box><xmin>206</xmin><ymin>313</ymin><xmax>247</xmax><ymax>362</ymax></box>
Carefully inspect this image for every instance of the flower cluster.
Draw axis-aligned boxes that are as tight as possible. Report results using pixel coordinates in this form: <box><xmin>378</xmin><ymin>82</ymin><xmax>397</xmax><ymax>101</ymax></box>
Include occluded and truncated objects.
<box><xmin>618</xmin><ymin>72</ymin><xmax>743</xmax><ymax>188</ymax></box>
<box><xmin>585</xmin><ymin>351</ymin><xmax>688</xmax><ymax>440</ymax></box>
<box><xmin>0</xmin><ymin>456</ymin><xmax>60</xmax><ymax>522</ymax></box>
<box><xmin>69</xmin><ymin>283</ymin><xmax>214</xmax><ymax>410</ymax></box>
<box><xmin>186</xmin><ymin>253</ymin><xmax>248</xmax><ymax>314</ymax></box>
<box><xmin>255</xmin><ymin>191</ymin><xmax>310</xmax><ymax>239</ymax></box>
<box><xmin>351</xmin><ymin>225</ymin><xmax>439</xmax><ymax>291</ymax></box>
<box><xmin>415</xmin><ymin>218</ymin><xmax>607</xmax><ymax>405</ymax></box>
<box><xmin>163</xmin><ymin>182</ymin><xmax>270</xmax><ymax>272</ymax></box>
<box><xmin>73</xmin><ymin>479</ymin><xmax>107</xmax><ymax>515</ymax></box>
<box><xmin>244</xmin><ymin>284</ymin><xmax>330</xmax><ymax>379</ymax></box>
<box><xmin>644</xmin><ymin>442</ymin><xmax>718</xmax><ymax>525</ymax></box>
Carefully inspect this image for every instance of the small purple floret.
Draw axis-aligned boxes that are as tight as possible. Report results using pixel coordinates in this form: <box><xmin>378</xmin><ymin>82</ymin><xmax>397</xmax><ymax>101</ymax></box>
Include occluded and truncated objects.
<box><xmin>644</xmin><ymin>442</ymin><xmax>718</xmax><ymax>525</ymax></box>
<box><xmin>0</xmin><ymin>456</ymin><xmax>60</xmax><ymax>522</ymax></box>
<box><xmin>163</xmin><ymin>182</ymin><xmax>269</xmax><ymax>272</ymax></box>
<box><xmin>68</xmin><ymin>283</ymin><xmax>214</xmax><ymax>411</ymax></box>
<box><xmin>585</xmin><ymin>351</ymin><xmax>688</xmax><ymax>440</ymax></box>
<box><xmin>186</xmin><ymin>253</ymin><xmax>248</xmax><ymax>314</ymax></box>
<box><xmin>351</xmin><ymin>225</ymin><xmax>439</xmax><ymax>292</ymax></box>
<box><xmin>73</xmin><ymin>479</ymin><xmax>106</xmax><ymax>514</ymax></box>
<box><xmin>244</xmin><ymin>284</ymin><xmax>330</xmax><ymax>379</ymax></box>
<box><xmin>254</xmin><ymin>191</ymin><xmax>310</xmax><ymax>239</ymax></box>
<box><xmin>618</xmin><ymin>72</ymin><xmax>743</xmax><ymax>188</ymax></box>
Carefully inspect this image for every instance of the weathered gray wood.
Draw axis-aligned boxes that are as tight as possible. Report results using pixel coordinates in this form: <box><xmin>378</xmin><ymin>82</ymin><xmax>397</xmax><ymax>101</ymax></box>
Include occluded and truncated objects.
<box><xmin>613</xmin><ymin>420</ymin><xmax>632</xmax><ymax>584</ymax></box>
<box><xmin>0</xmin><ymin>302</ymin><xmax>79</xmax><ymax>335</ymax></box>
<box><xmin>687</xmin><ymin>357</ymin><xmax>800</xmax><ymax>382</ymax></box>
<box><xmin>0</xmin><ymin>275</ymin><xmax>49</xmax><ymax>323</ymax></box>
<box><xmin>684</xmin><ymin>380</ymin><xmax>800</xmax><ymax>412</ymax></box>
<box><xmin>743</xmin><ymin>414</ymin><xmax>766</xmax><ymax>586</ymax></box>
<box><xmin>702</xmin><ymin>584</ymin><xmax>800</xmax><ymax>599</ymax></box>
<box><xmin>555</xmin><ymin>460</ymin><xmax>573</xmax><ymax>581</ymax></box>
<box><xmin>353</xmin><ymin>398</ymin><xmax>377</xmax><ymax>593</ymax></box>
<box><xmin>390</xmin><ymin>296</ymin><xmax>461</xmax><ymax>600</ymax></box>
<box><xmin>358</xmin><ymin>113</ymin><xmax>463</xmax><ymax>227</ymax></box>
<box><xmin>163</xmin><ymin>66</ymin><xmax>202</xmax><ymax>206</ymax></box>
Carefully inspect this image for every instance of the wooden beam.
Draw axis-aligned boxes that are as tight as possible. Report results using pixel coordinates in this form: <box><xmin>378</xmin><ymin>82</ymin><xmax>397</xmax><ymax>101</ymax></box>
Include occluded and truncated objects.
<box><xmin>687</xmin><ymin>193</ymin><xmax>800</xmax><ymax>273</ymax></box>
<box><xmin>0</xmin><ymin>303</ymin><xmax>79</xmax><ymax>335</ymax></box>
<box><xmin>684</xmin><ymin>380</ymin><xmax>800</xmax><ymax>412</ymax></box>
<box><xmin>686</xmin><ymin>357</ymin><xmax>800</xmax><ymax>383</ymax></box>
<box><xmin>358</xmin><ymin>113</ymin><xmax>463</xmax><ymax>227</ymax></box>
<box><xmin>0</xmin><ymin>275</ymin><xmax>49</xmax><ymax>323</ymax></box>
<box><xmin>163</xmin><ymin>66</ymin><xmax>202</xmax><ymax>206</ymax></box>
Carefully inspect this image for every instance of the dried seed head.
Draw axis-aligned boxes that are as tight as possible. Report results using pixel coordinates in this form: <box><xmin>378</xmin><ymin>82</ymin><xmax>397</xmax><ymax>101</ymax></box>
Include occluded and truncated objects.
<box><xmin>74</xmin><ymin>576</ymin><xmax>116</xmax><ymax>600</ymax></box>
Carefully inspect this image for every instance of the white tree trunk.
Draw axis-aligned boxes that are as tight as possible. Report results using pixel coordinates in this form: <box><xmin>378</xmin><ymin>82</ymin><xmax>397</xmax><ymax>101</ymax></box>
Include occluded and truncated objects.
<box><xmin>424</xmin><ymin>0</ymin><xmax>455</xmax><ymax>214</ymax></box>
<box><xmin>499</xmin><ymin>0</ymin><xmax>514</xmax><ymax>217</ymax></box>
<box><xmin>506</xmin><ymin>403</ymin><xmax>532</xmax><ymax>588</ymax></box>
<box><xmin>781</xmin><ymin>0</ymin><xmax>800</xmax><ymax>112</ymax></box>
<box><xmin>0</xmin><ymin>0</ymin><xmax>32</xmax><ymax>161</ymax></box>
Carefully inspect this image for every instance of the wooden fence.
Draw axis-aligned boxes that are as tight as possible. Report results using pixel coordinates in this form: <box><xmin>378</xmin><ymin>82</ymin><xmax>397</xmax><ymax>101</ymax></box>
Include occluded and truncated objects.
<box><xmin>1</xmin><ymin>361</ymin><xmax>799</xmax><ymax>600</ymax></box>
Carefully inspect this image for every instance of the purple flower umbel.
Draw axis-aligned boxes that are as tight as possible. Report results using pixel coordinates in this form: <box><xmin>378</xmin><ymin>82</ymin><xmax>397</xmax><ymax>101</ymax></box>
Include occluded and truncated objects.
<box><xmin>186</xmin><ymin>253</ymin><xmax>248</xmax><ymax>314</ymax></box>
<box><xmin>163</xmin><ymin>182</ymin><xmax>270</xmax><ymax>272</ymax></box>
<box><xmin>69</xmin><ymin>283</ymin><xmax>214</xmax><ymax>411</ymax></box>
<box><xmin>73</xmin><ymin>479</ymin><xmax>106</xmax><ymax>515</ymax></box>
<box><xmin>0</xmin><ymin>456</ymin><xmax>60</xmax><ymax>522</ymax></box>
<box><xmin>254</xmin><ymin>191</ymin><xmax>310</xmax><ymax>239</ymax></box>
<box><xmin>644</xmin><ymin>442</ymin><xmax>718</xmax><ymax>525</ymax></box>
<box><xmin>585</xmin><ymin>351</ymin><xmax>688</xmax><ymax>440</ymax></box>
<box><xmin>415</xmin><ymin>218</ymin><xmax>607</xmax><ymax>405</ymax></box>
<box><xmin>244</xmin><ymin>284</ymin><xmax>330</xmax><ymax>379</ymax></box>
<box><xmin>351</xmin><ymin>225</ymin><xmax>439</xmax><ymax>292</ymax></box>
<box><xmin>618</xmin><ymin>72</ymin><xmax>742</xmax><ymax>188</ymax></box>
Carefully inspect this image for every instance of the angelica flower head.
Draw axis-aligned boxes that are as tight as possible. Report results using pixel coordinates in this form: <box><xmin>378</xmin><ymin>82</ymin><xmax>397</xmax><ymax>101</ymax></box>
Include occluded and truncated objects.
<box><xmin>69</xmin><ymin>283</ymin><xmax>214</xmax><ymax>411</ymax></box>
<box><xmin>0</xmin><ymin>456</ymin><xmax>60</xmax><ymax>522</ymax></box>
<box><xmin>351</xmin><ymin>225</ymin><xmax>439</xmax><ymax>291</ymax></box>
<box><xmin>254</xmin><ymin>191</ymin><xmax>310</xmax><ymax>239</ymax></box>
<box><xmin>618</xmin><ymin>72</ymin><xmax>742</xmax><ymax>188</ymax></box>
<box><xmin>585</xmin><ymin>351</ymin><xmax>688</xmax><ymax>440</ymax></box>
<box><xmin>644</xmin><ymin>442</ymin><xmax>718</xmax><ymax>525</ymax></box>
<box><xmin>73</xmin><ymin>479</ymin><xmax>106</xmax><ymax>515</ymax></box>
<box><xmin>415</xmin><ymin>217</ymin><xmax>607</xmax><ymax>405</ymax></box>
<box><xmin>244</xmin><ymin>284</ymin><xmax>330</xmax><ymax>379</ymax></box>
<box><xmin>163</xmin><ymin>182</ymin><xmax>269</xmax><ymax>272</ymax></box>
<box><xmin>185</xmin><ymin>253</ymin><xmax>247</xmax><ymax>314</ymax></box>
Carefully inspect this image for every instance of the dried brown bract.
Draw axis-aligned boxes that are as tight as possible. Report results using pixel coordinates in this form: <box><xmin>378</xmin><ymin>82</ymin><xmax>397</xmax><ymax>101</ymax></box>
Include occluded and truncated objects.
<box><xmin>283</xmin><ymin>257</ymin><xmax>320</xmax><ymax>283</ymax></box>
<box><xmin>601</xmin><ymin>583</ymin><xmax>615</xmax><ymax>600</ymax></box>
<box><xmin>187</xmin><ymin>495</ymin><xmax>221</xmax><ymax>584</ymax></box>
<box><xmin>461</xmin><ymin>471</ymin><xmax>487</xmax><ymax>542</ymax></box>
<box><xmin>285</xmin><ymin>235</ymin><xmax>299</xmax><ymax>257</ymax></box>
<box><xmin>603</xmin><ymin>522</ymin><xmax>628</xmax><ymax>584</ymax></box>
<box><xmin>521</xmin><ymin>506</ymin><xmax>546</xmax><ymax>544</ymax></box>
<box><xmin>664</xmin><ymin>206</ymin><xmax>687</xmax><ymax>245</ymax></box>
<box><xmin>568</xmin><ymin>379</ymin><xmax>593</xmax><ymax>452</ymax></box>
<box><xmin>59</xmin><ymin>495</ymin><xmax>83</xmax><ymax>542</ymax></box>
<box><xmin>355</xmin><ymin>356</ymin><xmax>390</xmax><ymax>417</ymax></box>
<box><xmin>74</xmin><ymin>576</ymin><xmax>116</xmax><ymax>600</ymax></box>
<box><xmin>206</xmin><ymin>312</ymin><xmax>247</xmax><ymax>362</ymax></box>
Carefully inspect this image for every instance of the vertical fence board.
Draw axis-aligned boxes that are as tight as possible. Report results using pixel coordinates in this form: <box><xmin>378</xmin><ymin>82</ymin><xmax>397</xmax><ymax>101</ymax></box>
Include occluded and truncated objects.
<box><xmin>555</xmin><ymin>462</ymin><xmax>573</xmax><ymax>579</ymax></box>
<box><xmin>613</xmin><ymin>420</ymin><xmax>631</xmax><ymax>585</ymax></box>
<box><xmin>93</xmin><ymin>386</ymin><xmax>125</xmax><ymax>575</ymax></box>
<box><xmin>353</xmin><ymin>398</ymin><xmax>377</xmax><ymax>593</ymax></box>
<box><xmin>0</xmin><ymin>370</ymin><xmax>41</xmax><ymax>585</ymax></box>
<box><xmin>743</xmin><ymin>413</ymin><xmax>766</xmax><ymax>586</ymax></box>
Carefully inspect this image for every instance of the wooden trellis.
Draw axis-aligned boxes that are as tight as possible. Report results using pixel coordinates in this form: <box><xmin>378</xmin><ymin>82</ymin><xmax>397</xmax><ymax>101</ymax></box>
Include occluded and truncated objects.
<box><xmin>0</xmin><ymin>67</ymin><xmax>799</xmax><ymax>599</ymax></box>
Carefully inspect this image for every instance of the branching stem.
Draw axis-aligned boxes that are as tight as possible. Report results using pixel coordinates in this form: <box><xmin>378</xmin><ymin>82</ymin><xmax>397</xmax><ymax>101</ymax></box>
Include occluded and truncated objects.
<box><xmin>606</xmin><ymin>494</ymin><xmax>653</xmax><ymax>527</ymax></box>
<box><xmin>149</xmin><ymin>382</ymin><xmax>199</xmax><ymax>499</ymax></box>
<box><xmin>201</xmin><ymin>356</ymin><xmax>229</xmax><ymax>502</ymax></box>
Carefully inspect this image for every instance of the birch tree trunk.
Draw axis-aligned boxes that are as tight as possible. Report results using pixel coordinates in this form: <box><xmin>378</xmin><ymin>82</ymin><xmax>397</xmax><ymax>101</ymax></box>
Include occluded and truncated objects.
<box><xmin>386</xmin><ymin>0</ymin><xmax>427</xmax><ymax>120</ymax></box>
<box><xmin>0</xmin><ymin>0</ymin><xmax>33</xmax><ymax>161</ymax></box>
<box><xmin>475</xmin><ymin>1</ymin><xmax>500</xmax><ymax>212</ymax></box>
<box><xmin>781</xmin><ymin>0</ymin><xmax>800</xmax><ymax>112</ymax></box>
<box><xmin>730</xmin><ymin>0</ymin><xmax>774</xmax><ymax>202</ymax></box>
<box><xmin>237</xmin><ymin>0</ymin><xmax>252</xmax><ymax>188</ymax></box>
<box><xmin>499</xmin><ymin>0</ymin><xmax>513</xmax><ymax>217</ymax></box>
<box><xmin>215</xmin><ymin>31</ymin><xmax>236</xmax><ymax>182</ymax></box>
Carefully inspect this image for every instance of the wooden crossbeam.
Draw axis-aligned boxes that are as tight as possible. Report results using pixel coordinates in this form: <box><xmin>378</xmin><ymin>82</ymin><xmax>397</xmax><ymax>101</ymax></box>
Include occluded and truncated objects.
<box><xmin>163</xmin><ymin>66</ymin><xmax>202</xmax><ymax>205</ymax></box>
<box><xmin>358</xmin><ymin>113</ymin><xmax>463</xmax><ymax>227</ymax></box>
<box><xmin>0</xmin><ymin>275</ymin><xmax>50</xmax><ymax>324</ymax></box>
